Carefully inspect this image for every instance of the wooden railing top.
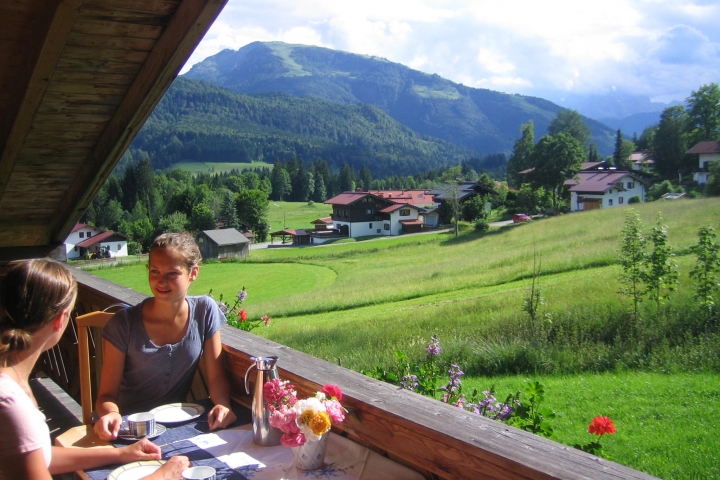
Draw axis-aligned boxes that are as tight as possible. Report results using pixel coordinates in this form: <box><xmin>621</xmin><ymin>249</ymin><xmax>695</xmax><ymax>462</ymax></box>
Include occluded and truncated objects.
<box><xmin>70</xmin><ymin>270</ymin><xmax>658</xmax><ymax>480</ymax></box>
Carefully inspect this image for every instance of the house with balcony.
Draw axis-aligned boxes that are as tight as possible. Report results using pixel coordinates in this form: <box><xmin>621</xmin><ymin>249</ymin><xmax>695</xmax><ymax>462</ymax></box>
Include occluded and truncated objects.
<box><xmin>65</xmin><ymin>223</ymin><xmax>128</xmax><ymax>259</ymax></box>
<box><xmin>687</xmin><ymin>140</ymin><xmax>720</xmax><ymax>184</ymax></box>
<box><xmin>565</xmin><ymin>168</ymin><xmax>647</xmax><ymax>211</ymax></box>
<box><xmin>324</xmin><ymin>189</ymin><xmax>432</xmax><ymax>238</ymax></box>
<box><xmin>0</xmin><ymin>1</ymin><xmax>657</xmax><ymax>479</ymax></box>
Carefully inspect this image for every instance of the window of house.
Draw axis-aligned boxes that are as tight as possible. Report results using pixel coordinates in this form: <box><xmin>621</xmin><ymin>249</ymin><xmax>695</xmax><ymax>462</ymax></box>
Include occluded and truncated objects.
<box><xmin>74</xmin><ymin>246</ymin><xmax>78</xmax><ymax>251</ymax></box>
<box><xmin>400</xmin><ymin>209</ymin><xmax>410</xmax><ymax>216</ymax></box>
<box><xmin>384</xmin><ymin>224</ymin><xmax>390</xmax><ymax>230</ymax></box>
<box><xmin>366</xmin><ymin>209</ymin><xmax>373</xmax><ymax>215</ymax></box>
<box><xmin>627</xmin><ymin>182</ymin><xmax>635</xmax><ymax>189</ymax></box>
<box><xmin>117</xmin><ymin>244</ymin><xmax>121</xmax><ymax>249</ymax></box>
<box><xmin>79</xmin><ymin>232</ymin><xmax>84</xmax><ymax>238</ymax></box>
<box><xmin>619</xmin><ymin>197</ymin><xmax>624</xmax><ymax>204</ymax></box>
<box><xmin>377</xmin><ymin>229</ymin><xmax>381</xmax><ymax>234</ymax></box>
<box><xmin>87</xmin><ymin>232</ymin><xmax>92</xmax><ymax>237</ymax></box>
<box><xmin>608</xmin><ymin>199</ymin><xmax>613</xmax><ymax>206</ymax></box>
<box><xmin>369</xmin><ymin>223</ymin><xmax>373</xmax><ymax>228</ymax></box>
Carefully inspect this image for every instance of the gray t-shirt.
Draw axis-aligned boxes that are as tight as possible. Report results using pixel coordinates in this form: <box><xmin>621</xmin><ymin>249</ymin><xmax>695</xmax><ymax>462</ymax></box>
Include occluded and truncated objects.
<box><xmin>101</xmin><ymin>295</ymin><xmax>225</xmax><ymax>414</ymax></box>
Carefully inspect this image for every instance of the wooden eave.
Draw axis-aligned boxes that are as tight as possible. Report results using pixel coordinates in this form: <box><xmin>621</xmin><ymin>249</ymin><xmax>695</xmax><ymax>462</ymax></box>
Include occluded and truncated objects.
<box><xmin>0</xmin><ymin>0</ymin><xmax>228</xmax><ymax>261</ymax></box>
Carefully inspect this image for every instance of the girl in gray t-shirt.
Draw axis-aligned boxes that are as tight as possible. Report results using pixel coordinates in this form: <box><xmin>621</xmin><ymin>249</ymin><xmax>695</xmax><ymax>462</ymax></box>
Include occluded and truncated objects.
<box><xmin>93</xmin><ymin>233</ymin><xmax>237</xmax><ymax>441</ymax></box>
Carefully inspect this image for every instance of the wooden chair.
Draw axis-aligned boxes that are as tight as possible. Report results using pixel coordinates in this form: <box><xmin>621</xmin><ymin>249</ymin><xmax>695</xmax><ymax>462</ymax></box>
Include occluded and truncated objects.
<box><xmin>76</xmin><ymin>311</ymin><xmax>115</xmax><ymax>425</ymax></box>
<box><xmin>76</xmin><ymin>309</ymin><xmax>210</xmax><ymax>425</ymax></box>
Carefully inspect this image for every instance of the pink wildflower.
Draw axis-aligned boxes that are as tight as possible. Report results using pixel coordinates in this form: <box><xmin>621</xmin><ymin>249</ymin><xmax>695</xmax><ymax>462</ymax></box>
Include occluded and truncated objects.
<box><xmin>325</xmin><ymin>400</ymin><xmax>345</xmax><ymax>424</ymax></box>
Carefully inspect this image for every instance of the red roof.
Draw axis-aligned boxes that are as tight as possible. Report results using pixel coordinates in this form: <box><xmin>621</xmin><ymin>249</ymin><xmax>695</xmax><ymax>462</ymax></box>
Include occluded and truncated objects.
<box><xmin>75</xmin><ymin>231</ymin><xmax>126</xmax><ymax>248</ymax></box>
<box><xmin>72</xmin><ymin>223</ymin><xmax>88</xmax><ymax>232</ymax></box>
<box><xmin>312</xmin><ymin>217</ymin><xmax>333</xmax><ymax>224</ymax></box>
<box><xmin>324</xmin><ymin>192</ymin><xmax>372</xmax><ymax>205</ymax></box>
<box><xmin>687</xmin><ymin>141</ymin><xmax>720</xmax><ymax>155</ymax></box>
<box><xmin>379</xmin><ymin>204</ymin><xmax>422</xmax><ymax>213</ymax></box>
<box><xmin>566</xmin><ymin>171</ymin><xmax>641</xmax><ymax>194</ymax></box>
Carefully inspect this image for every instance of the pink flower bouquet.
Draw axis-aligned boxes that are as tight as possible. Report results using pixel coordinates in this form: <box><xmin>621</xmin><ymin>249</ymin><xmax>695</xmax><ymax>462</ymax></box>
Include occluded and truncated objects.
<box><xmin>263</xmin><ymin>379</ymin><xmax>345</xmax><ymax>447</ymax></box>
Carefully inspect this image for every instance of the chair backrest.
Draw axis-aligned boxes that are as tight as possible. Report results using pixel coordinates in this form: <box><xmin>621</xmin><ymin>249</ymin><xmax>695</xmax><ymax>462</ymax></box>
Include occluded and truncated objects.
<box><xmin>75</xmin><ymin>311</ymin><xmax>114</xmax><ymax>425</ymax></box>
<box><xmin>75</xmin><ymin>310</ymin><xmax>210</xmax><ymax>425</ymax></box>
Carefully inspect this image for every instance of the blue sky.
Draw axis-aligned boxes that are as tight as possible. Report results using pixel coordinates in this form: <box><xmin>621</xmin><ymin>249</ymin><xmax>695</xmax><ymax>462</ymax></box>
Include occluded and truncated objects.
<box><xmin>183</xmin><ymin>0</ymin><xmax>719</xmax><ymax>104</ymax></box>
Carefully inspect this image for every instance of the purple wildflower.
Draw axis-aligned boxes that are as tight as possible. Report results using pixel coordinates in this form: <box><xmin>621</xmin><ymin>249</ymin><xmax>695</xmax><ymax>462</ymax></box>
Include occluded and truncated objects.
<box><xmin>400</xmin><ymin>374</ymin><xmax>419</xmax><ymax>391</ymax></box>
<box><xmin>217</xmin><ymin>302</ymin><xmax>228</xmax><ymax>314</ymax></box>
<box><xmin>426</xmin><ymin>335</ymin><xmax>440</xmax><ymax>356</ymax></box>
<box><xmin>238</xmin><ymin>287</ymin><xmax>248</xmax><ymax>302</ymax></box>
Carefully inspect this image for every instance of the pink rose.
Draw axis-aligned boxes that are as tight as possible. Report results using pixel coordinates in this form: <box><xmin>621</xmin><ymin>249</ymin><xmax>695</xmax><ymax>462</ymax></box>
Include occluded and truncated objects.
<box><xmin>324</xmin><ymin>400</ymin><xmax>345</xmax><ymax>424</ymax></box>
<box><xmin>281</xmin><ymin>431</ymin><xmax>306</xmax><ymax>447</ymax></box>
<box><xmin>322</xmin><ymin>384</ymin><xmax>343</xmax><ymax>401</ymax></box>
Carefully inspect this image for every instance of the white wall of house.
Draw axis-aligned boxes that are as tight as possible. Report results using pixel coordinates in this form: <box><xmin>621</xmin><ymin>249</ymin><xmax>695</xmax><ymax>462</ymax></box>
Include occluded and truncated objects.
<box><xmin>65</xmin><ymin>225</ymin><xmax>104</xmax><ymax>258</ymax></box>
<box><xmin>571</xmin><ymin>180</ymin><xmax>646</xmax><ymax>211</ymax></box>
<box><xmin>101</xmin><ymin>241</ymin><xmax>128</xmax><ymax>258</ymax></box>
<box><xmin>334</xmin><ymin>207</ymin><xmax>420</xmax><ymax>237</ymax></box>
<box><xmin>694</xmin><ymin>153</ymin><xmax>719</xmax><ymax>184</ymax></box>
<box><xmin>421</xmin><ymin>211</ymin><xmax>440</xmax><ymax>227</ymax></box>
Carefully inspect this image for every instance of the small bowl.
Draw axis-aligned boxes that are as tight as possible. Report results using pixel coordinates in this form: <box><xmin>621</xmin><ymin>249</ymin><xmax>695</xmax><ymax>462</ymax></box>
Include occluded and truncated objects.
<box><xmin>182</xmin><ymin>466</ymin><xmax>216</xmax><ymax>480</ymax></box>
<box><xmin>127</xmin><ymin>412</ymin><xmax>156</xmax><ymax>437</ymax></box>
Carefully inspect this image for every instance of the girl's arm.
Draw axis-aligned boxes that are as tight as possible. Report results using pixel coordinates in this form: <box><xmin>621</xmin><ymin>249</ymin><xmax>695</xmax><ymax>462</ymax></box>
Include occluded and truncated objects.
<box><xmin>202</xmin><ymin>331</ymin><xmax>237</xmax><ymax>429</ymax></box>
<box><xmin>94</xmin><ymin>339</ymin><xmax>126</xmax><ymax>440</ymax></box>
<box><xmin>49</xmin><ymin>440</ymin><xmax>161</xmax><ymax>474</ymax></box>
<box><xmin>0</xmin><ymin>450</ymin><xmax>52</xmax><ymax>480</ymax></box>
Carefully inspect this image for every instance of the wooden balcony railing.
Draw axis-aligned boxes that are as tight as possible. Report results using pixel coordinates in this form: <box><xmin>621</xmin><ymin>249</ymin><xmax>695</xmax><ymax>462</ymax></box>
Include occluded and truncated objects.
<box><xmin>37</xmin><ymin>268</ymin><xmax>657</xmax><ymax>480</ymax></box>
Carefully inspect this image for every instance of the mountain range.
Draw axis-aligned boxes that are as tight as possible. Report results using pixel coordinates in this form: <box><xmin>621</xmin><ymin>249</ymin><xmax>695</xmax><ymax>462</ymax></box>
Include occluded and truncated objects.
<box><xmin>127</xmin><ymin>41</ymin><xmax>623</xmax><ymax>176</ymax></box>
<box><xmin>184</xmin><ymin>42</ymin><xmax>616</xmax><ymax>156</ymax></box>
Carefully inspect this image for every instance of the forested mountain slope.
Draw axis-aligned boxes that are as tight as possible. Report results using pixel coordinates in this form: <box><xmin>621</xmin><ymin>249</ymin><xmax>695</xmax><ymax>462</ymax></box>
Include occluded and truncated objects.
<box><xmin>129</xmin><ymin>77</ymin><xmax>476</xmax><ymax>175</ymax></box>
<box><xmin>185</xmin><ymin>41</ymin><xmax>615</xmax><ymax>155</ymax></box>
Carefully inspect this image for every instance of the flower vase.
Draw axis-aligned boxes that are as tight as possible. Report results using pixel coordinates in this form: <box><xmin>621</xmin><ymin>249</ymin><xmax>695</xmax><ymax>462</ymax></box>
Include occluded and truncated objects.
<box><xmin>292</xmin><ymin>434</ymin><xmax>329</xmax><ymax>470</ymax></box>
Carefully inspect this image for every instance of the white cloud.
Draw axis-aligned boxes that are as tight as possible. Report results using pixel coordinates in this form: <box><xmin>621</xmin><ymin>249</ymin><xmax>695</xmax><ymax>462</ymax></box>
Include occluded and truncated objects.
<box><xmin>182</xmin><ymin>0</ymin><xmax>719</xmax><ymax>102</ymax></box>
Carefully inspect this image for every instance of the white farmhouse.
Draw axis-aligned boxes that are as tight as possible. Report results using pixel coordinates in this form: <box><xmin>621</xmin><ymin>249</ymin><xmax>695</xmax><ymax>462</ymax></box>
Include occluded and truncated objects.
<box><xmin>565</xmin><ymin>170</ymin><xmax>647</xmax><ymax>211</ymax></box>
<box><xmin>65</xmin><ymin>223</ymin><xmax>128</xmax><ymax>259</ymax></box>
<box><xmin>687</xmin><ymin>141</ymin><xmax>720</xmax><ymax>185</ymax></box>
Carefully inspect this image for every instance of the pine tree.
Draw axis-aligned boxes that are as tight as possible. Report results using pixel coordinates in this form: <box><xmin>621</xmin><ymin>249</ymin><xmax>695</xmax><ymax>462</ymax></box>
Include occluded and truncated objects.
<box><xmin>219</xmin><ymin>191</ymin><xmax>240</xmax><ymax>229</ymax></box>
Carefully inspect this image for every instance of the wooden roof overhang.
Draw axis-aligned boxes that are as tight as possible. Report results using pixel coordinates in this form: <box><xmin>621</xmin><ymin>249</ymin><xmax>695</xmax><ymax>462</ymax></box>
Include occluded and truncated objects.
<box><xmin>0</xmin><ymin>0</ymin><xmax>228</xmax><ymax>262</ymax></box>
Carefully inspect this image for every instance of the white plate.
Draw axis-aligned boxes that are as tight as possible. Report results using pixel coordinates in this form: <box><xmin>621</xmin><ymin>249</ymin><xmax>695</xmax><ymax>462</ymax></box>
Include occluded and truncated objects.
<box><xmin>109</xmin><ymin>460</ymin><xmax>166</xmax><ymax>480</ymax></box>
<box><xmin>118</xmin><ymin>423</ymin><xmax>167</xmax><ymax>440</ymax></box>
<box><xmin>150</xmin><ymin>402</ymin><xmax>205</xmax><ymax>423</ymax></box>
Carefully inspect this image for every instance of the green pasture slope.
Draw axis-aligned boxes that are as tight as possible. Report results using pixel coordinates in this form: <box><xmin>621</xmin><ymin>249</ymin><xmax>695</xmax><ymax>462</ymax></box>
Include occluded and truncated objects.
<box><xmin>267</xmin><ymin>201</ymin><xmax>333</xmax><ymax>232</ymax></box>
<box><xmin>91</xmin><ymin>198</ymin><xmax>720</xmax><ymax>478</ymax></box>
<box><xmin>170</xmin><ymin>161</ymin><xmax>270</xmax><ymax>175</ymax></box>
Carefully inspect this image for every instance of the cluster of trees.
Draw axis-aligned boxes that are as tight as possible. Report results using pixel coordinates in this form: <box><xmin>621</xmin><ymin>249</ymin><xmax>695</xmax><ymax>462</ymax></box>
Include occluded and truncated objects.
<box><xmin>506</xmin><ymin>110</ymin><xmax>589</xmax><ymax>213</ymax></box>
<box><xmin>619</xmin><ymin>210</ymin><xmax>720</xmax><ymax>325</ymax></box>
<box><xmin>634</xmin><ymin>83</ymin><xmax>720</xmax><ymax>185</ymax></box>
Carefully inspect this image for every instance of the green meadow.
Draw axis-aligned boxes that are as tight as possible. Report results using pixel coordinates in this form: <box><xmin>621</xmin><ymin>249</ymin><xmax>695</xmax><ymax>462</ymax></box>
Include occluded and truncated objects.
<box><xmin>90</xmin><ymin>197</ymin><xmax>720</xmax><ymax>478</ymax></box>
<box><xmin>266</xmin><ymin>201</ymin><xmax>333</xmax><ymax>232</ymax></box>
<box><xmin>170</xmin><ymin>161</ymin><xmax>270</xmax><ymax>175</ymax></box>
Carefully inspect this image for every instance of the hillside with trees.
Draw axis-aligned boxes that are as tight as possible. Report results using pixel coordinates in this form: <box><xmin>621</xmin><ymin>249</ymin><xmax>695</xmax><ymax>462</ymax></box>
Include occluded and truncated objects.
<box><xmin>126</xmin><ymin>77</ymin><xmax>476</xmax><ymax>176</ymax></box>
<box><xmin>184</xmin><ymin>41</ymin><xmax>616</xmax><ymax>156</ymax></box>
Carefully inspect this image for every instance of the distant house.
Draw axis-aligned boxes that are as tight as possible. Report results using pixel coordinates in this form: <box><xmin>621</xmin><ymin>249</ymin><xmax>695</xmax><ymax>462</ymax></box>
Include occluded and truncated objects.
<box><xmin>324</xmin><ymin>189</ymin><xmax>436</xmax><ymax>239</ymax></box>
<box><xmin>687</xmin><ymin>141</ymin><xmax>720</xmax><ymax>184</ymax></box>
<box><xmin>565</xmin><ymin>168</ymin><xmax>647</xmax><ymax>211</ymax></box>
<box><xmin>65</xmin><ymin>223</ymin><xmax>128</xmax><ymax>259</ymax></box>
<box><xmin>628</xmin><ymin>151</ymin><xmax>654</xmax><ymax>172</ymax></box>
<box><xmin>197</xmin><ymin>228</ymin><xmax>249</xmax><ymax>259</ymax></box>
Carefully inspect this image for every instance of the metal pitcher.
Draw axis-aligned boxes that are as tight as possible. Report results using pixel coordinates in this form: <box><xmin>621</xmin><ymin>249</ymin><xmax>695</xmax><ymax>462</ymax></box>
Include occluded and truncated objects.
<box><xmin>244</xmin><ymin>355</ymin><xmax>283</xmax><ymax>446</ymax></box>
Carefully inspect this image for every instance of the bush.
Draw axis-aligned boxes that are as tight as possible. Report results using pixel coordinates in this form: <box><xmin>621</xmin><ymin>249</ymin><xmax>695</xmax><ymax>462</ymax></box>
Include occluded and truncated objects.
<box><xmin>127</xmin><ymin>241</ymin><xmax>143</xmax><ymax>255</ymax></box>
<box><xmin>475</xmin><ymin>218</ymin><xmax>489</xmax><ymax>232</ymax></box>
<box><xmin>628</xmin><ymin>195</ymin><xmax>641</xmax><ymax>204</ymax></box>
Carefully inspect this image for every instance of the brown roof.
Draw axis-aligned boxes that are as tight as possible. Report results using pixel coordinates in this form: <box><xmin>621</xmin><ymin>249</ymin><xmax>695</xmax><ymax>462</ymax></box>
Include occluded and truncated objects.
<box><xmin>311</xmin><ymin>217</ymin><xmax>333</xmax><ymax>225</ymax></box>
<box><xmin>75</xmin><ymin>230</ymin><xmax>126</xmax><ymax>248</ymax></box>
<box><xmin>324</xmin><ymin>192</ymin><xmax>373</xmax><ymax>205</ymax></box>
<box><xmin>399</xmin><ymin>220</ymin><xmax>424</xmax><ymax>225</ymax></box>
<box><xmin>687</xmin><ymin>141</ymin><xmax>720</xmax><ymax>155</ymax></box>
<box><xmin>566</xmin><ymin>171</ymin><xmax>644</xmax><ymax>194</ymax></box>
<box><xmin>0</xmin><ymin>0</ymin><xmax>228</xmax><ymax>260</ymax></box>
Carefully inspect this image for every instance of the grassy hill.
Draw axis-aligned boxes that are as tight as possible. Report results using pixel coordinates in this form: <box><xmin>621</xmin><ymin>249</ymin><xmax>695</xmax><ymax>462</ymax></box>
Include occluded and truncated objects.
<box><xmin>90</xmin><ymin>199</ymin><xmax>720</xmax><ymax>478</ymax></box>
<box><xmin>185</xmin><ymin>41</ymin><xmax>616</xmax><ymax>156</ymax></box>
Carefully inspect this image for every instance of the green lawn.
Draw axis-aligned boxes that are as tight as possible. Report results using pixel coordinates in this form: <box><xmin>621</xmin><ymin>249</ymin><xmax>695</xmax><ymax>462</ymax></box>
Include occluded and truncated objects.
<box><xmin>89</xmin><ymin>197</ymin><xmax>720</xmax><ymax>478</ymax></box>
<box><xmin>267</xmin><ymin>201</ymin><xmax>333</xmax><ymax>232</ymax></box>
<box><xmin>170</xmin><ymin>161</ymin><xmax>270</xmax><ymax>175</ymax></box>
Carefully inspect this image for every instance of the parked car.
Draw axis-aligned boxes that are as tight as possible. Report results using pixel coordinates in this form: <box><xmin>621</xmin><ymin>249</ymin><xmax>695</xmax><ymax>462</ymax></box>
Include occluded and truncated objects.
<box><xmin>512</xmin><ymin>213</ymin><xmax>531</xmax><ymax>223</ymax></box>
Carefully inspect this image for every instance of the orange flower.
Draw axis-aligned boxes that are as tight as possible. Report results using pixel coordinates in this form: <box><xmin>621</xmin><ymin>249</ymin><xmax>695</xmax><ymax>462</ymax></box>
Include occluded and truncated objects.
<box><xmin>239</xmin><ymin>309</ymin><xmax>248</xmax><ymax>322</ymax></box>
<box><xmin>309</xmin><ymin>411</ymin><xmax>331</xmax><ymax>436</ymax></box>
<box><xmin>588</xmin><ymin>416</ymin><xmax>616</xmax><ymax>436</ymax></box>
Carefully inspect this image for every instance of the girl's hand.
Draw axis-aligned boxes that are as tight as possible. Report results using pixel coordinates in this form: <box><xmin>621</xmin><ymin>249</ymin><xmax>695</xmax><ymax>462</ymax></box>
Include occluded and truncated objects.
<box><xmin>207</xmin><ymin>404</ymin><xmax>236</xmax><ymax>430</ymax></box>
<box><xmin>144</xmin><ymin>456</ymin><xmax>190</xmax><ymax>480</ymax></box>
<box><xmin>94</xmin><ymin>411</ymin><xmax>123</xmax><ymax>440</ymax></box>
<box><xmin>118</xmin><ymin>439</ymin><xmax>162</xmax><ymax>463</ymax></box>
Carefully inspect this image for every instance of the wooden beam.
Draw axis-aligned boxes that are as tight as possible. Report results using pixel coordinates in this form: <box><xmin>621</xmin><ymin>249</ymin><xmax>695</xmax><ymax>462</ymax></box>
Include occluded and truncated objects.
<box><xmin>0</xmin><ymin>0</ymin><xmax>83</xmax><ymax>201</ymax></box>
<box><xmin>48</xmin><ymin>0</ymin><xmax>228</xmax><ymax>245</ymax></box>
<box><xmin>0</xmin><ymin>245</ymin><xmax>63</xmax><ymax>263</ymax></box>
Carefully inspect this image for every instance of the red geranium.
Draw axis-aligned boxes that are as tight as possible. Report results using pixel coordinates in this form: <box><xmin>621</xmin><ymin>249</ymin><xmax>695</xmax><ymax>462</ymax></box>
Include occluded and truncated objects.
<box><xmin>588</xmin><ymin>416</ymin><xmax>616</xmax><ymax>436</ymax></box>
<box><xmin>321</xmin><ymin>384</ymin><xmax>343</xmax><ymax>402</ymax></box>
<box><xmin>238</xmin><ymin>309</ymin><xmax>248</xmax><ymax>322</ymax></box>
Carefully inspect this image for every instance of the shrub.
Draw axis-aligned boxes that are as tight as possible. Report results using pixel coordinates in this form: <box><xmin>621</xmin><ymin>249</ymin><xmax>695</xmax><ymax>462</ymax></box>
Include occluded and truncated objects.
<box><xmin>127</xmin><ymin>241</ymin><xmax>143</xmax><ymax>255</ymax></box>
<box><xmin>474</xmin><ymin>218</ymin><xmax>489</xmax><ymax>232</ymax></box>
<box><xmin>628</xmin><ymin>195</ymin><xmax>641</xmax><ymax>204</ymax></box>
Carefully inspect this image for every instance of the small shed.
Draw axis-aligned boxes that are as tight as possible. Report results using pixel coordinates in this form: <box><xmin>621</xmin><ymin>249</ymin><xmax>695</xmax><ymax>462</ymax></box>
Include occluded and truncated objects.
<box><xmin>198</xmin><ymin>229</ymin><xmax>249</xmax><ymax>260</ymax></box>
